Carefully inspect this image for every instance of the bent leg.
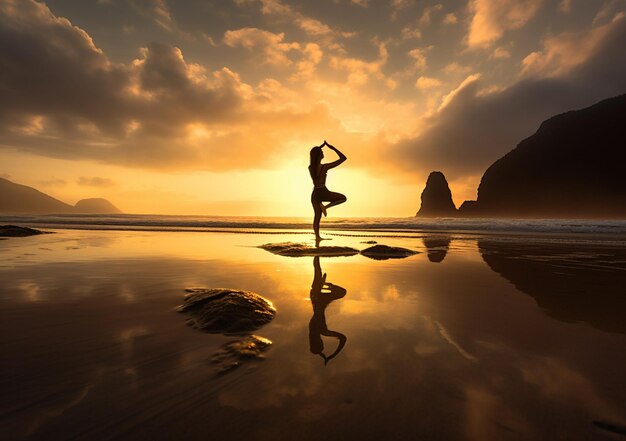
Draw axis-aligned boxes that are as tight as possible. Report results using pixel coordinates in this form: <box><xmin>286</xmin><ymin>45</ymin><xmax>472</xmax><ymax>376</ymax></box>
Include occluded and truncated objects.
<box><xmin>323</xmin><ymin>191</ymin><xmax>347</xmax><ymax>210</ymax></box>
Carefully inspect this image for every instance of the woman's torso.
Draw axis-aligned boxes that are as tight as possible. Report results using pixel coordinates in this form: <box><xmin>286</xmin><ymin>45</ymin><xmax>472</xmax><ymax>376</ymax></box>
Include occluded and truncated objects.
<box><xmin>310</xmin><ymin>164</ymin><xmax>327</xmax><ymax>188</ymax></box>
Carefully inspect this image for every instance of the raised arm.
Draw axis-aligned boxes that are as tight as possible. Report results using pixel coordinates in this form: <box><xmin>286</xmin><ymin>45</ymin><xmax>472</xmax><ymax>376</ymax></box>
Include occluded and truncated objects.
<box><xmin>322</xmin><ymin>140</ymin><xmax>347</xmax><ymax>169</ymax></box>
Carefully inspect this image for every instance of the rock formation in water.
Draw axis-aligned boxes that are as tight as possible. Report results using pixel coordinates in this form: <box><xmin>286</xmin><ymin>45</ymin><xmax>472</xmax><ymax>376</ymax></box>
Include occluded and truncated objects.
<box><xmin>0</xmin><ymin>177</ymin><xmax>122</xmax><ymax>214</ymax></box>
<box><xmin>259</xmin><ymin>242</ymin><xmax>359</xmax><ymax>257</ymax></box>
<box><xmin>360</xmin><ymin>244</ymin><xmax>418</xmax><ymax>260</ymax></box>
<box><xmin>0</xmin><ymin>225</ymin><xmax>46</xmax><ymax>237</ymax></box>
<box><xmin>177</xmin><ymin>288</ymin><xmax>276</xmax><ymax>335</ymax></box>
<box><xmin>461</xmin><ymin>94</ymin><xmax>626</xmax><ymax>218</ymax></box>
<box><xmin>416</xmin><ymin>172</ymin><xmax>457</xmax><ymax>217</ymax></box>
<box><xmin>458</xmin><ymin>200</ymin><xmax>479</xmax><ymax>216</ymax></box>
<box><xmin>74</xmin><ymin>198</ymin><xmax>121</xmax><ymax>214</ymax></box>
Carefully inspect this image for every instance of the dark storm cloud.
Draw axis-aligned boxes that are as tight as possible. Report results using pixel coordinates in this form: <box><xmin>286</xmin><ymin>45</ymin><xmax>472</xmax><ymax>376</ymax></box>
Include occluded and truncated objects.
<box><xmin>389</xmin><ymin>16</ymin><xmax>626</xmax><ymax>180</ymax></box>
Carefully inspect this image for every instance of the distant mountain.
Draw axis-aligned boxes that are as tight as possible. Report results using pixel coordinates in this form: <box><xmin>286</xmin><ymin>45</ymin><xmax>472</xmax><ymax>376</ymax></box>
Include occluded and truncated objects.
<box><xmin>74</xmin><ymin>198</ymin><xmax>121</xmax><ymax>214</ymax></box>
<box><xmin>0</xmin><ymin>177</ymin><xmax>121</xmax><ymax>214</ymax></box>
<box><xmin>416</xmin><ymin>171</ymin><xmax>457</xmax><ymax>217</ymax></box>
<box><xmin>459</xmin><ymin>94</ymin><xmax>626</xmax><ymax>218</ymax></box>
<box><xmin>0</xmin><ymin>177</ymin><xmax>74</xmax><ymax>213</ymax></box>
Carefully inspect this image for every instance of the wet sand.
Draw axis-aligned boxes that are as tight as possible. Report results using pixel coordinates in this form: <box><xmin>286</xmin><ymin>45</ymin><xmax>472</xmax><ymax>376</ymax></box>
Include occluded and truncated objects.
<box><xmin>1</xmin><ymin>230</ymin><xmax>626</xmax><ymax>440</ymax></box>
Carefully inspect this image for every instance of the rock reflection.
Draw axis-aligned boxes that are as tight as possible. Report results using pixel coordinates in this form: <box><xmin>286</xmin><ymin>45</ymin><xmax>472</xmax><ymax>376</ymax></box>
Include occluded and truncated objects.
<box><xmin>309</xmin><ymin>256</ymin><xmax>347</xmax><ymax>365</ymax></box>
<box><xmin>423</xmin><ymin>236</ymin><xmax>451</xmax><ymax>263</ymax></box>
<box><xmin>478</xmin><ymin>239</ymin><xmax>626</xmax><ymax>334</ymax></box>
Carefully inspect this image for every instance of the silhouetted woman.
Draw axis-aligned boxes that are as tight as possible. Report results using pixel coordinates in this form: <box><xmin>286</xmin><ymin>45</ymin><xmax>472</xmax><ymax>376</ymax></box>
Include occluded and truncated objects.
<box><xmin>309</xmin><ymin>140</ymin><xmax>347</xmax><ymax>245</ymax></box>
<box><xmin>309</xmin><ymin>256</ymin><xmax>347</xmax><ymax>365</ymax></box>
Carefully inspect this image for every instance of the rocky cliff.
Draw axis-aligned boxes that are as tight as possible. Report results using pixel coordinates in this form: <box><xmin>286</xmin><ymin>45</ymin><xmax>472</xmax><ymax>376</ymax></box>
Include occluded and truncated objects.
<box><xmin>416</xmin><ymin>171</ymin><xmax>457</xmax><ymax>217</ymax></box>
<box><xmin>463</xmin><ymin>94</ymin><xmax>626</xmax><ymax>218</ymax></box>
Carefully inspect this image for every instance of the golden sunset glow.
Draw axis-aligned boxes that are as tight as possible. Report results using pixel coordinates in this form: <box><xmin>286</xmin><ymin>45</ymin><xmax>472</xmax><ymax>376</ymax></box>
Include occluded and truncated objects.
<box><xmin>1</xmin><ymin>0</ymin><xmax>625</xmax><ymax>215</ymax></box>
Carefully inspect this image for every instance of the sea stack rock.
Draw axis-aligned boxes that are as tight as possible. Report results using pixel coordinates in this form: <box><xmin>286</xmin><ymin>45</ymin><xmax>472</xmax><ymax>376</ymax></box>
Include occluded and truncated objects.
<box><xmin>416</xmin><ymin>171</ymin><xmax>457</xmax><ymax>217</ymax></box>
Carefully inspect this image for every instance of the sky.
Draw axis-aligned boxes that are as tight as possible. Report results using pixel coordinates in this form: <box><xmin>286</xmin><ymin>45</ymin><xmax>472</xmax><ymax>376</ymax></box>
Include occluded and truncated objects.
<box><xmin>1</xmin><ymin>0</ymin><xmax>625</xmax><ymax>216</ymax></box>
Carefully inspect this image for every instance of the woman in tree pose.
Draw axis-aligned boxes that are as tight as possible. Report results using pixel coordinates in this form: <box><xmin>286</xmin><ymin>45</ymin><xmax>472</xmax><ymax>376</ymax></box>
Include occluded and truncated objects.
<box><xmin>308</xmin><ymin>140</ymin><xmax>347</xmax><ymax>245</ymax></box>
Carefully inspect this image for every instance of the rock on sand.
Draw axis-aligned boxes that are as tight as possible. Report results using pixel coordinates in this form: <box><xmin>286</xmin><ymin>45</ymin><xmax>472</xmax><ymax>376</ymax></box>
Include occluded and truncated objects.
<box><xmin>360</xmin><ymin>244</ymin><xmax>418</xmax><ymax>260</ymax></box>
<box><xmin>0</xmin><ymin>225</ymin><xmax>46</xmax><ymax>237</ymax></box>
<box><xmin>211</xmin><ymin>335</ymin><xmax>272</xmax><ymax>375</ymax></box>
<box><xmin>259</xmin><ymin>242</ymin><xmax>359</xmax><ymax>257</ymax></box>
<box><xmin>177</xmin><ymin>288</ymin><xmax>276</xmax><ymax>335</ymax></box>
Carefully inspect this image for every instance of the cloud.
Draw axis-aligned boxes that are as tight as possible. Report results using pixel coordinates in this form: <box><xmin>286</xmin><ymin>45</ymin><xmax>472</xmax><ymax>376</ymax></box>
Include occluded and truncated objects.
<box><xmin>467</xmin><ymin>0</ymin><xmax>544</xmax><ymax>48</ymax></box>
<box><xmin>130</xmin><ymin>0</ymin><xmax>192</xmax><ymax>39</ymax></box>
<box><xmin>558</xmin><ymin>0</ymin><xmax>572</xmax><ymax>14</ymax></box>
<box><xmin>388</xmin><ymin>16</ymin><xmax>626</xmax><ymax>184</ymax></box>
<box><xmin>415</xmin><ymin>76</ymin><xmax>442</xmax><ymax>90</ymax></box>
<box><xmin>521</xmin><ymin>17</ymin><xmax>619</xmax><ymax>77</ymax></box>
<box><xmin>293</xmin><ymin>43</ymin><xmax>323</xmax><ymax>80</ymax></box>
<box><xmin>0</xmin><ymin>0</ymin><xmax>349</xmax><ymax>171</ymax></box>
<box><xmin>408</xmin><ymin>48</ymin><xmax>428</xmax><ymax>71</ymax></box>
<box><xmin>234</xmin><ymin>0</ymin><xmax>353</xmax><ymax>38</ymax></box>
<box><xmin>443</xmin><ymin>13</ymin><xmax>458</xmax><ymax>25</ymax></box>
<box><xmin>223</xmin><ymin>28</ymin><xmax>300</xmax><ymax>65</ymax></box>
<box><xmin>132</xmin><ymin>0</ymin><xmax>175</xmax><ymax>31</ymax></box>
<box><xmin>77</xmin><ymin>176</ymin><xmax>116</xmax><ymax>187</ymax></box>
<box><xmin>592</xmin><ymin>0</ymin><xmax>626</xmax><ymax>26</ymax></box>
<box><xmin>419</xmin><ymin>4</ymin><xmax>443</xmax><ymax>27</ymax></box>
<box><xmin>491</xmin><ymin>46</ymin><xmax>511</xmax><ymax>59</ymax></box>
<box><xmin>391</xmin><ymin>0</ymin><xmax>411</xmax><ymax>20</ymax></box>
<box><xmin>401</xmin><ymin>26</ymin><xmax>422</xmax><ymax>40</ymax></box>
<box><xmin>443</xmin><ymin>62</ymin><xmax>472</xmax><ymax>75</ymax></box>
<box><xmin>328</xmin><ymin>41</ymin><xmax>389</xmax><ymax>86</ymax></box>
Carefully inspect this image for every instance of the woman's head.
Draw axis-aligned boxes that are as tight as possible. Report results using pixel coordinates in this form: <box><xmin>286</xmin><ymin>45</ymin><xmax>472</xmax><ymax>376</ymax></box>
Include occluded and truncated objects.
<box><xmin>309</xmin><ymin>146</ymin><xmax>323</xmax><ymax>167</ymax></box>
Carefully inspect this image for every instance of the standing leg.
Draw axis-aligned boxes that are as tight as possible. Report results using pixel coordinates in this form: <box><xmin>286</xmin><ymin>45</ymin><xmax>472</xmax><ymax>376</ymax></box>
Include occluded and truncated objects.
<box><xmin>312</xmin><ymin>200</ymin><xmax>322</xmax><ymax>245</ymax></box>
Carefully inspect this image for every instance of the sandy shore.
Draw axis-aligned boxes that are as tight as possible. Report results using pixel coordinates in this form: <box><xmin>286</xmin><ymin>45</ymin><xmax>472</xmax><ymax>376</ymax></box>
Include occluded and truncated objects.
<box><xmin>1</xmin><ymin>229</ymin><xmax>626</xmax><ymax>440</ymax></box>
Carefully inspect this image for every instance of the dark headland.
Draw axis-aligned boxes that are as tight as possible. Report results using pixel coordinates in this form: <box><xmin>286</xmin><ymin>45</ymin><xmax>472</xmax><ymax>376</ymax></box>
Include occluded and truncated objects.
<box><xmin>0</xmin><ymin>177</ymin><xmax>121</xmax><ymax>214</ymax></box>
<box><xmin>417</xmin><ymin>94</ymin><xmax>626</xmax><ymax>218</ymax></box>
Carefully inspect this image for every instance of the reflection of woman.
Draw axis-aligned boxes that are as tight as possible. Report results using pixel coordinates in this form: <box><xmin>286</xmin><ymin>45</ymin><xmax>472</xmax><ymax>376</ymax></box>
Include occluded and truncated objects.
<box><xmin>309</xmin><ymin>256</ymin><xmax>347</xmax><ymax>365</ymax></box>
<box><xmin>309</xmin><ymin>140</ymin><xmax>347</xmax><ymax>245</ymax></box>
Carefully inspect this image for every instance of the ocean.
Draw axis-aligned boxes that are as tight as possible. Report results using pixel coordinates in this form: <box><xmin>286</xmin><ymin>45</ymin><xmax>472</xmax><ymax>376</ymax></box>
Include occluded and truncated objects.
<box><xmin>2</xmin><ymin>213</ymin><xmax>626</xmax><ymax>236</ymax></box>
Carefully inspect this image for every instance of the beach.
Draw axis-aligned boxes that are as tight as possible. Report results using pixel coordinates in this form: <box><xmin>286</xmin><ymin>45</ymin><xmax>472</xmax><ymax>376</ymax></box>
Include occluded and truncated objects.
<box><xmin>1</xmin><ymin>227</ymin><xmax>626</xmax><ymax>440</ymax></box>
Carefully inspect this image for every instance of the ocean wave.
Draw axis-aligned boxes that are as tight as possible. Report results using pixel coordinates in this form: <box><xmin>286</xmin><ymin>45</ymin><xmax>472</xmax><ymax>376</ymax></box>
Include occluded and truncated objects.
<box><xmin>2</xmin><ymin>214</ymin><xmax>626</xmax><ymax>235</ymax></box>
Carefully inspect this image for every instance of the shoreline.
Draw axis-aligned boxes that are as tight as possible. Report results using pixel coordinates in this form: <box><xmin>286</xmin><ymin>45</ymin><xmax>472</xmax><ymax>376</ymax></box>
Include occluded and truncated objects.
<box><xmin>3</xmin><ymin>224</ymin><xmax>626</xmax><ymax>246</ymax></box>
